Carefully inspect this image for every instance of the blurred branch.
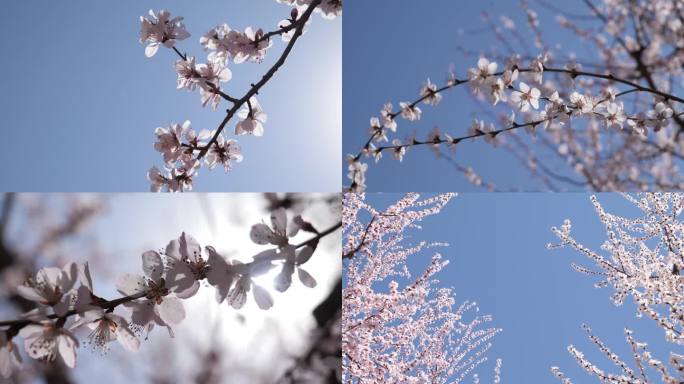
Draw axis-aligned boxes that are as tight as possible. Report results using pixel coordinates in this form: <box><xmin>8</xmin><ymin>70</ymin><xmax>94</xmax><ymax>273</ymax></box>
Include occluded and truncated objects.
<box><xmin>313</xmin><ymin>278</ymin><xmax>341</xmax><ymax>328</ymax></box>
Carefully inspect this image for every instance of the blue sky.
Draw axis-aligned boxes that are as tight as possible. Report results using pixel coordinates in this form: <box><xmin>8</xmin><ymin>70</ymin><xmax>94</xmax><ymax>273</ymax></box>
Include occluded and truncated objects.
<box><xmin>358</xmin><ymin>193</ymin><xmax>681</xmax><ymax>383</ymax></box>
<box><xmin>342</xmin><ymin>0</ymin><xmax>604</xmax><ymax>191</ymax></box>
<box><xmin>0</xmin><ymin>1</ymin><xmax>340</xmax><ymax>192</ymax></box>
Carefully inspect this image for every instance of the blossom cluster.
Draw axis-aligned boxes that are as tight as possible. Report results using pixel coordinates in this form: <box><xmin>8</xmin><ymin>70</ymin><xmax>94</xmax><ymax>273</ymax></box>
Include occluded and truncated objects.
<box><xmin>346</xmin><ymin>53</ymin><xmax>680</xmax><ymax>192</ymax></box>
<box><xmin>0</xmin><ymin>208</ymin><xmax>328</xmax><ymax>377</ymax></box>
<box><xmin>140</xmin><ymin>0</ymin><xmax>340</xmax><ymax>191</ymax></box>
<box><xmin>346</xmin><ymin>0</ymin><xmax>684</xmax><ymax>192</ymax></box>
<box><xmin>149</xmin><ymin>120</ymin><xmax>244</xmax><ymax>192</ymax></box>
<box><xmin>549</xmin><ymin>193</ymin><xmax>684</xmax><ymax>382</ymax></box>
<box><xmin>342</xmin><ymin>193</ymin><xmax>502</xmax><ymax>383</ymax></box>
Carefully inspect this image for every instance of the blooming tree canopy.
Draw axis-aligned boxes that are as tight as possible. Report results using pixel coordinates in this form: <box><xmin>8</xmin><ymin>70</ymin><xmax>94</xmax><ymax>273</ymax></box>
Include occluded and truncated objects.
<box><xmin>141</xmin><ymin>0</ymin><xmax>342</xmax><ymax>192</ymax></box>
<box><xmin>346</xmin><ymin>0</ymin><xmax>684</xmax><ymax>192</ymax></box>
<box><xmin>342</xmin><ymin>192</ymin><xmax>502</xmax><ymax>383</ymax></box>
<box><xmin>550</xmin><ymin>193</ymin><xmax>684</xmax><ymax>383</ymax></box>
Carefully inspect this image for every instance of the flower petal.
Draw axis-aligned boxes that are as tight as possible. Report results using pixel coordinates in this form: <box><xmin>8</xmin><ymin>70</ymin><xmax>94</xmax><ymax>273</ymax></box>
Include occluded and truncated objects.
<box><xmin>297</xmin><ymin>268</ymin><xmax>317</xmax><ymax>288</ymax></box>
<box><xmin>16</xmin><ymin>286</ymin><xmax>46</xmax><ymax>303</ymax></box>
<box><xmin>174</xmin><ymin>280</ymin><xmax>200</xmax><ymax>299</ymax></box>
<box><xmin>274</xmin><ymin>262</ymin><xmax>295</xmax><ymax>292</ymax></box>
<box><xmin>157</xmin><ymin>297</ymin><xmax>185</xmax><ymax>325</ymax></box>
<box><xmin>250</xmin><ymin>223</ymin><xmax>277</xmax><ymax>245</ymax></box>
<box><xmin>57</xmin><ymin>333</ymin><xmax>78</xmax><ymax>368</ymax></box>
<box><xmin>295</xmin><ymin>246</ymin><xmax>314</xmax><ymax>265</ymax></box>
<box><xmin>142</xmin><ymin>251</ymin><xmax>164</xmax><ymax>282</ymax></box>
<box><xmin>113</xmin><ymin>318</ymin><xmax>140</xmax><ymax>352</ymax></box>
<box><xmin>145</xmin><ymin>43</ymin><xmax>160</xmax><ymax>57</ymax></box>
<box><xmin>252</xmin><ymin>284</ymin><xmax>273</xmax><ymax>310</ymax></box>
<box><xmin>78</xmin><ymin>262</ymin><xmax>93</xmax><ymax>292</ymax></box>
<box><xmin>176</xmin><ymin>232</ymin><xmax>202</xmax><ymax>262</ymax></box>
<box><xmin>115</xmin><ymin>274</ymin><xmax>147</xmax><ymax>296</ymax></box>
<box><xmin>270</xmin><ymin>208</ymin><xmax>288</xmax><ymax>237</ymax></box>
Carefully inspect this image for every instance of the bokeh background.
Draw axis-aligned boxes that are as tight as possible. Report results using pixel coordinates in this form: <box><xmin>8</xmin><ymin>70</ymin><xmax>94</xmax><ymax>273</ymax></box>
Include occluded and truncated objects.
<box><xmin>0</xmin><ymin>1</ymin><xmax>341</xmax><ymax>192</ymax></box>
<box><xmin>358</xmin><ymin>193</ymin><xmax>681</xmax><ymax>383</ymax></box>
<box><xmin>0</xmin><ymin>193</ymin><xmax>341</xmax><ymax>383</ymax></box>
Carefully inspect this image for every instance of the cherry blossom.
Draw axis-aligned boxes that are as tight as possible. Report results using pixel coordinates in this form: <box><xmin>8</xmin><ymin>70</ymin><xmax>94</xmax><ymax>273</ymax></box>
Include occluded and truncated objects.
<box><xmin>235</xmin><ymin>98</ymin><xmax>268</xmax><ymax>136</ymax></box>
<box><xmin>603</xmin><ymin>102</ymin><xmax>626</xmax><ymax>129</ymax></box>
<box><xmin>468</xmin><ymin>57</ymin><xmax>498</xmax><ymax>84</ymax></box>
<box><xmin>204</xmin><ymin>246</ymin><xmax>238</xmax><ymax>303</ymax></box>
<box><xmin>647</xmin><ymin>102</ymin><xmax>673</xmax><ymax>131</ymax></box>
<box><xmin>391</xmin><ymin>139</ymin><xmax>406</xmax><ymax>161</ymax></box>
<box><xmin>153</xmin><ymin>120</ymin><xmax>193</xmax><ymax>165</ymax></box>
<box><xmin>116</xmin><ymin>251</ymin><xmax>186</xmax><ymax>331</ymax></box>
<box><xmin>19</xmin><ymin>323</ymin><xmax>79</xmax><ymax>368</ymax></box>
<box><xmin>420</xmin><ymin>78</ymin><xmax>442</xmax><ymax>106</ymax></box>
<box><xmin>368</xmin><ymin>117</ymin><xmax>388</xmax><ymax>142</ymax></box>
<box><xmin>174</xmin><ymin>57</ymin><xmax>232</xmax><ymax>110</ymax></box>
<box><xmin>70</xmin><ymin>308</ymin><xmax>140</xmax><ymax>354</ymax></box>
<box><xmin>226</xmin><ymin>274</ymin><xmax>274</xmax><ymax>310</ymax></box>
<box><xmin>139</xmin><ymin>10</ymin><xmax>190</xmax><ymax>58</ymax></box>
<box><xmin>16</xmin><ymin>263</ymin><xmax>78</xmax><ymax>316</ymax></box>
<box><xmin>274</xmin><ymin>245</ymin><xmax>317</xmax><ymax>292</ymax></box>
<box><xmin>343</xmin><ymin>193</ymin><xmax>501</xmax><ymax>383</ymax></box>
<box><xmin>346</xmin><ymin>159</ymin><xmax>368</xmax><ymax>191</ymax></box>
<box><xmin>174</xmin><ymin>56</ymin><xmax>231</xmax><ymax>92</ymax></box>
<box><xmin>510</xmin><ymin>82</ymin><xmax>540</xmax><ymax>112</ymax></box>
<box><xmin>569</xmin><ymin>92</ymin><xmax>594</xmax><ymax>116</ymax></box>
<box><xmin>314</xmin><ymin>0</ymin><xmax>343</xmax><ymax>19</ymax></box>
<box><xmin>205</xmin><ymin>134</ymin><xmax>243</xmax><ymax>171</ymax></box>
<box><xmin>250</xmin><ymin>207</ymin><xmax>298</xmax><ymax>252</ymax></box>
<box><xmin>147</xmin><ymin>166</ymin><xmax>169</xmax><ymax>192</ymax></box>
<box><xmin>200</xmin><ymin>24</ymin><xmax>234</xmax><ymax>66</ymax></box>
<box><xmin>380</xmin><ymin>102</ymin><xmax>397</xmax><ymax>131</ymax></box>
<box><xmin>233</xmin><ymin>27</ymin><xmax>273</xmax><ymax>64</ymax></box>
<box><xmin>0</xmin><ymin>333</ymin><xmax>21</xmax><ymax>378</ymax></box>
<box><xmin>164</xmin><ymin>232</ymin><xmax>207</xmax><ymax>299</ymax></box>
<box><xmin>278</xmin><ymin>0</ymin><xmax>343</xmax><ymax>20</ymax></box>
<box><xmin>488</xmin><ymin>77</ymin><xmax>507</xmax><ymax>105</ymax></box>
<box><xmin>399</xmin><ymin>101</ymin><xmax>421</xmax><ymax>121</ymax></box>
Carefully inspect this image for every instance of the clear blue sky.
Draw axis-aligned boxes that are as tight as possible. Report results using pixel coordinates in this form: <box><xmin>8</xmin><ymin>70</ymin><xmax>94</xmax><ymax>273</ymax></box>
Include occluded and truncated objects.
<box><xmin>358</xmin><ymin>193</ymin><xmax>681</xmax><ymax>383</ymax></box>
<box><xmin>342</xmin><ymin>0</ymin><xmax>600</xmax><ymax>192</ymax></box>
<box><xmin>0</xmin><ymin>1</ymin><xmax>340</xmax><ymax>192</ymax></box>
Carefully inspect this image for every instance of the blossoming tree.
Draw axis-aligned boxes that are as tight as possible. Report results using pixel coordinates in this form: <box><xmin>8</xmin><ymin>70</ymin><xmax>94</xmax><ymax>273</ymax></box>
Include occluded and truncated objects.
<box><xmin>346</xmin><ymin>0</ymin><xmax>684</xmax><ymax>192</ymax></box>
<box><xmin>342</xmin><ymin>192</ymin><xmax>502</xmax><ymax>383</ymax></box>
<box><xmin>550</xmin><ymin>193</ymin><xmax>684</xmax><ymax>382</ymax></box>
<box><xmin>140</xmin><ymin>0</ymin><xmax>341</xmax><ymax>192</ymax></box>
<box><xmin>0</xmin><ymin>197</ymin><xmax>341</xmax><ymax>381</ymax></box>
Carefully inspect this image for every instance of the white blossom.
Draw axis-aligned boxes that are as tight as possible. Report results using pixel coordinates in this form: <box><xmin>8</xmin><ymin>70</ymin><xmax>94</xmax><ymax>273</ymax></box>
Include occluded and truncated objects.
<box><xmin>392</xmin><ymin>139</ymin><xmax>406</xmax><ymax>161</ymax></box>
<box><xmin>19</xmin><ymin>323</ymin><xmax>79</xmax><ymax>368</ymax></box>
<box><xmin>71</xmin><ymin>308</ymin><xmax>140</xmax><ymax>353</ymax></box>
<box><xmin>116</xmin><ymin>251</ymin><xmax>185</xmax><ymax>333</ymax></box>
<box><xmin>647</xmin><ymin>102</ymin><xmax>673</xmax><ymax>131</ymax></box>
<box><xmin>139</xmin><ymin>10</ymin><xmax>190</xmax><ymax>57</ymax></box>
<box><xmin>16</xmin><ymin>263</ymin><xmax>77</xmax><ymax>316</ymax></box>
<box><xmin>510</xmin><ymin>82</ymin><xmax>540</xmax><ymax>112</ymax></box>
<box><xmin>420</xmin><ymin>78</ymin><xmax>442</xmax><ymax>106</ymax></box>
<box><xmin>0</xmin><ymin>333</ymin><xmax>21</xmax><ymax>378</ymax></box>
<box><xmin>399</xmin><ymin>102</ymin><xmax>421</xmax><ymax>121</ymax></box>
<box><xmin>235</xmin><ymin>98</ymin><xmax>268</xmax><ymax>136</ymax></box>
<box><xmin>205</xmin><ymin>134</ymin><xmax>243</xmax><ymax>171</ymax></box>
